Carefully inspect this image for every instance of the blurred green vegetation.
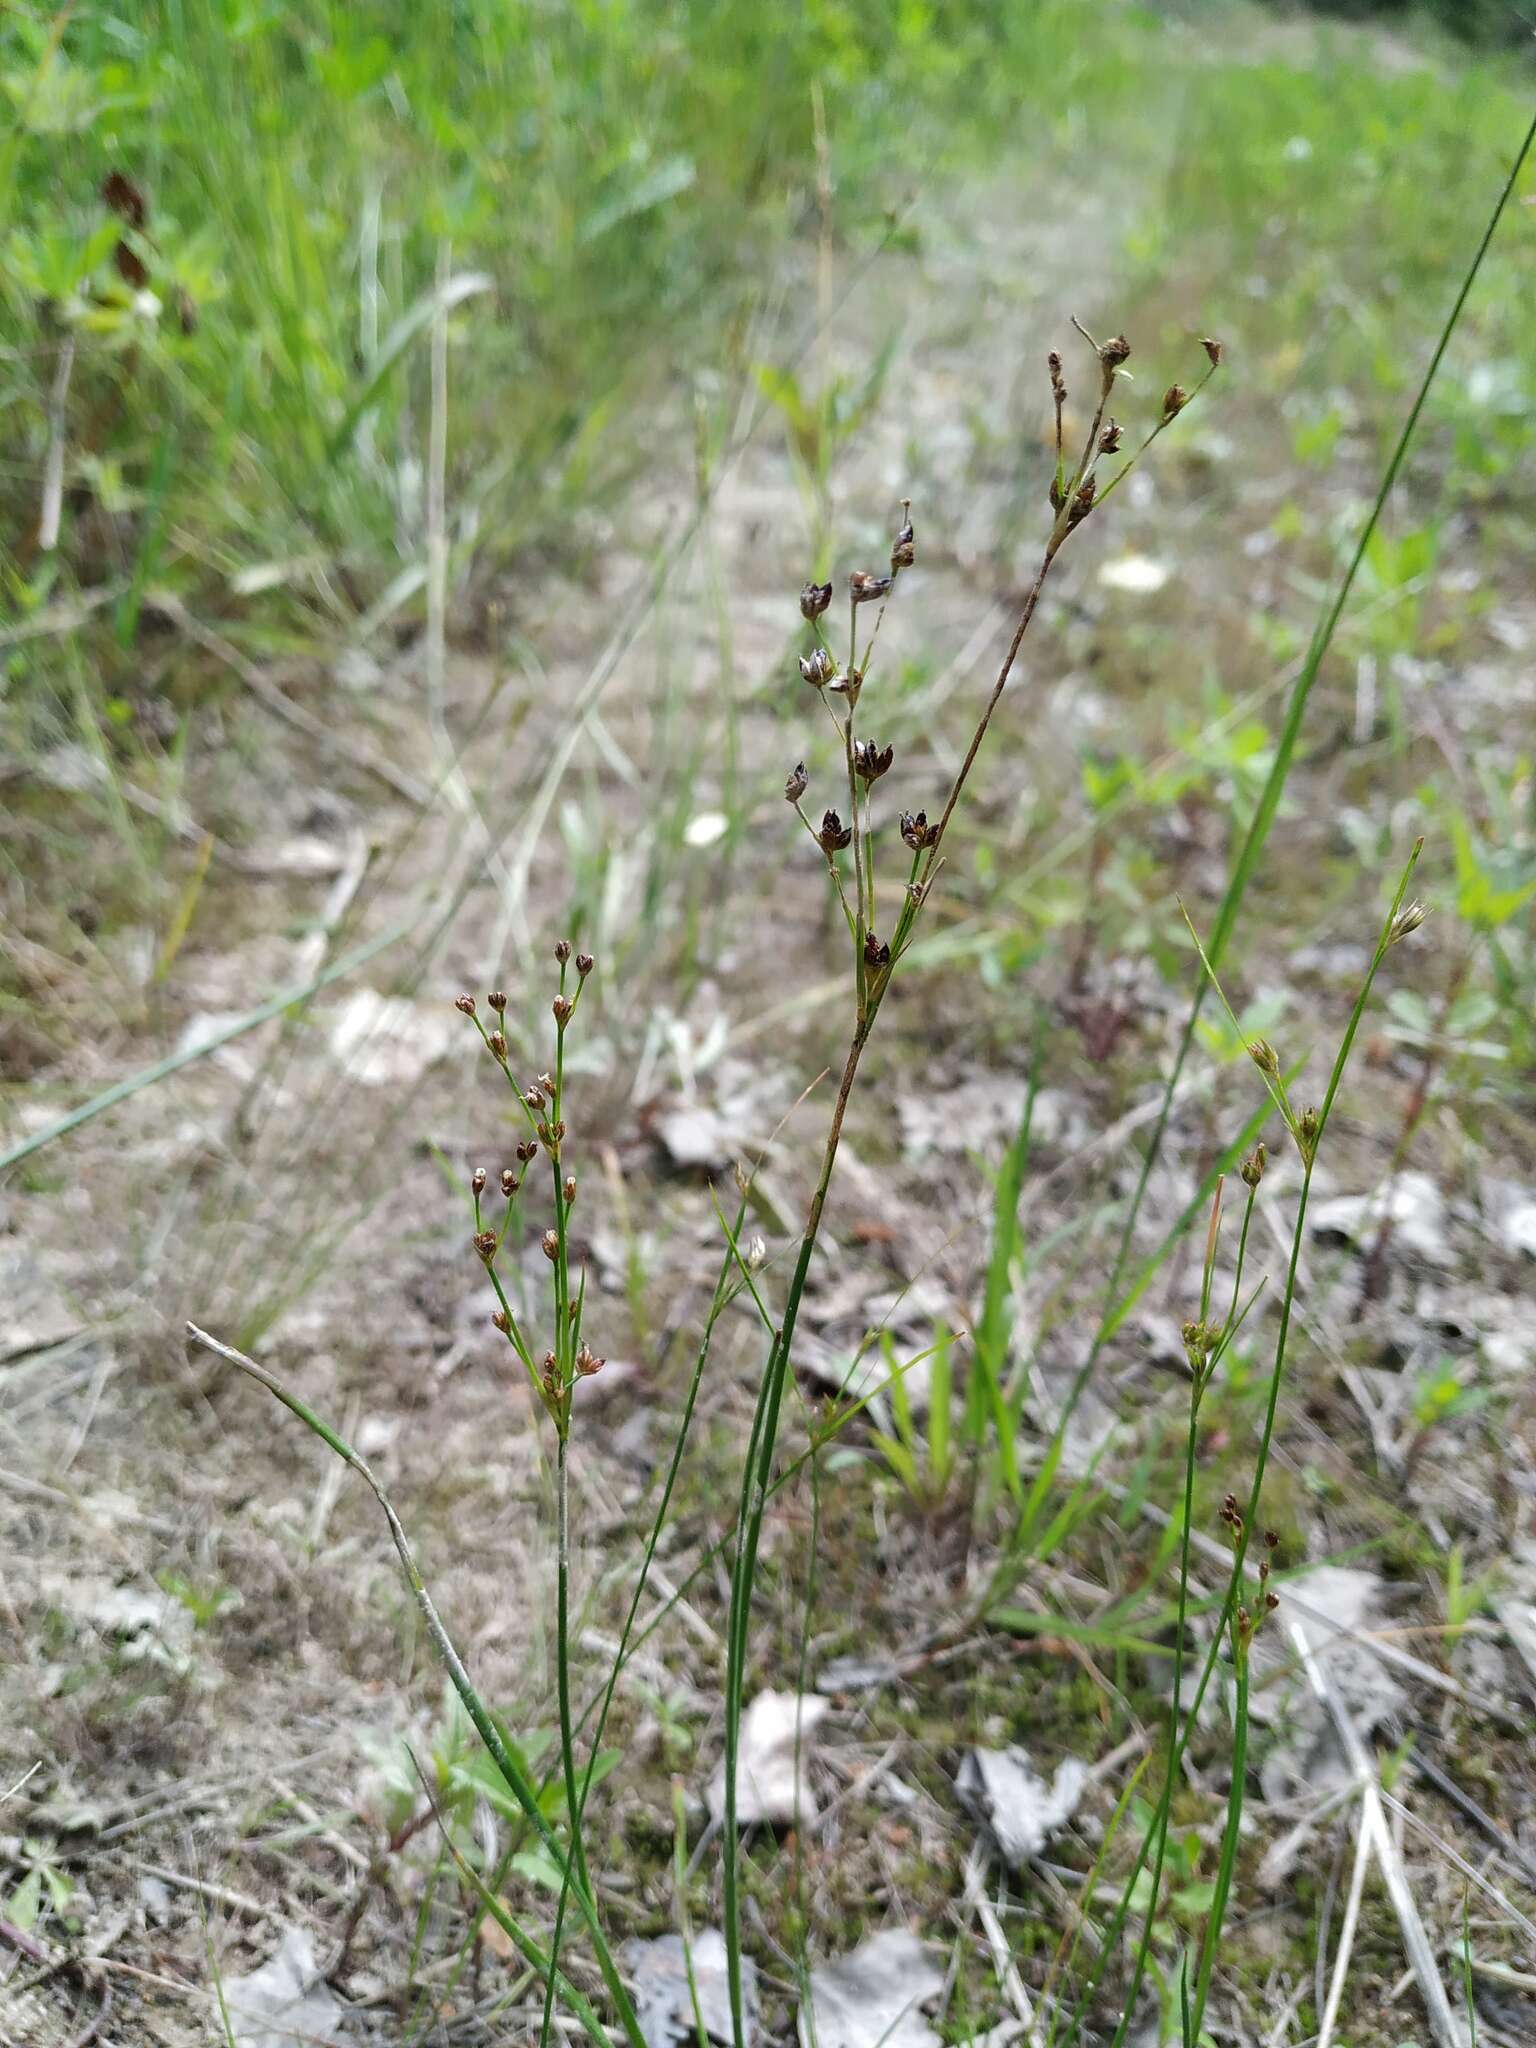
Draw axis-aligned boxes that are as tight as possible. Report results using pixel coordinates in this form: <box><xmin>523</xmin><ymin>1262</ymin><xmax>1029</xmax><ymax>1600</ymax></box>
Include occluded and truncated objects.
<box><xmin>1</xmin><ymin>0</ymin><xmax>1146</xmax><ymax>662</ymax></box>
<box><xmin>4</xmin><ymin>0</ymin><xmax>1530</xmax><ymax>693</ymax></box>
<box><xmin>1293</xmin><ymin>0</ymin><xmax>1529</xmax><ymax>46</ymax></box>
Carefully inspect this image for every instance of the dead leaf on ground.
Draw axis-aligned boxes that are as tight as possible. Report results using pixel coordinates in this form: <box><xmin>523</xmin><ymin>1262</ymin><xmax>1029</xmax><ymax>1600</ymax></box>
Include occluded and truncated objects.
<box><xmin>707</xmin><ymin>1691</ymin><xmax>830</xmax><ymax>1827</ymax></box>
<box><xmin>955</xmin><ymin>1746</ymin><xmax>1088</xmax><ymax>1871</ymax></box>
<box><xmin>1250</xmin><ymin>1565</ymin><xmax>1406</xmax><ymax>1802</ymax></box>
<box><xmin>221</xmin><ymin>1925</ymin><xmax>344</xmax><ymax>2048</ymax></box>
<box><xmin>627</xmin><ymin>1928</ymin><xmax>758</xmax><ymax>2047</ymax></box>
<box><xmin>1310</xmin><ymin>1171</ymin><xmax>1449</xmax><ymax>1264</ymax></box>
<box><xmin>327</xmin><ymin>989</ymin><xmax>458</xmax><ymax>1087</ymax></box>
<box><xmin>797</xmin><ymin>1927</ymin><xmax>945</xmax><ymax>2048</ymax></box>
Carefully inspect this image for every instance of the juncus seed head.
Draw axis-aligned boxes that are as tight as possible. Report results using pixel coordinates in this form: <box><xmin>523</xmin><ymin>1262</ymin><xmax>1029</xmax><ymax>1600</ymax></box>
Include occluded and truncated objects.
<box><xmin>849</xmin><ymin>570</ymin><xmax>891</xmax><ymax>605</ymax></box>
<box><xmin>575</xmin><ymin>952</ymin><xmax>595</xmax><ymax>978</ymax></box>
<box><xmin>1388</xmin><ymin>900</ymin><xmax>1427</xmax><ymax>945</ymax></box>
<box><xmin>541</xmin><ymin>1229</ymin><xmax>560</xmax><ymax>1262</ymax></box>
<box><xmin>1099</xmin><ymin>418</ymin><xmax>1123</xmax><ymax>453</ymax></box>
<box><xmin>1099</xmin><ymin>334</ymin><xmax>1132</xmax><ymax>369</ymax></box>
<box><xmin>554</xmin><ymin>939</ymin><xmax>572</xmax><ymax>965</ymax></box>
<box><xmin>785</xmin><ymin>761</ymin><xmax>809</xmax><ymax>804</ymax></box>
<box><xmin>455</xmin><ymin>993</ymin><xmax>476</xmax><ymax>1016</ymax></box>
<box><xmin>474</xmin><ymin>1230</ymin><xmax>498</xmax><ymax>1264</ymax></box>
<box><xmin>829</xmin><ymin>665</ymin><xmax>862</xmax><ymax>708</ymax></box>
<box><xmin>491</xmin><ymin>1309</ymin><xmax>510</xmax><ymax>1333</ymax></box>
<box><xmin>818</xmin><ymin>809</ymin><xmax>853</xmax><ymax>855</ymax></box>
<box><xmin>1240</xmin><ymin>1142</ymin><xmax>1266</xmax><ymax>1188</ymax></box>
<box><xmin>487</xmin><ymin>989</ymin><xmax>507</xmax><ymax>1013</ymax></box>
<box><xmin>800</xmin><ymin>645</ymin><xmax>836</xmax><ymax>688</ymax></box>
<box><xmin>1246</xmin><ymin>1039</ymin><xmax>1280</xmax><ymax>1078</ymax></box>
<box><xmin>471</xmin><ymin>1167</ymin><xmax>487</xmax><ymax>1197</ymax></box>
<box><xmin>1162</xmin><ymin>383</ymin><xmax>1189</xmax><ymax>421</ymax></box>
<box><xmin>517</xmin><ymin>1140</ymin><xmax>538</xmax><ymax>1163</ymax></box>
<box><xmin>800</xmin><ymin>579</ymin><xmax>833</xmax><ymax>621</ymax></box>
<box><xmin>501</xmin><ymin>1168</ymin><xmax>519</xmax><ymax>1197</ymax></box>
<box><xmin>853</xmin><ymin>739</ymin><xmax>894</xmax><ymax>783</ymax></box>
<box><xmin>576</xmin><ymin>1343</ymin><xmax>604</xmax><ymax>1377</ymax></box>
<box><xmin>563</xmin><ymin>1175</ymin><xmax>576</xmax><ymax>1205</ymax></box>
<box><xmin>487</xmin><ymin>1030</ymin><xmax>508</xmax><ymax>1063</ymax></box>
<box><xmin>900</xmin><ymin>810</ymin><xmax>939</xmax><ymax>852</ymax></box>
<box><xmin>1296</xmin><ymin>1106</ymin><xmax>1320</xmax><ymax>1162</ymax></box>
<box><xmin>890</xmin><ymin>501</ymin><xmax>915</xmax><ymax>572</ymax></box>
<box><xmin>863</xmin><ymin>931</ymin><xmax>891</xmax><ymax>969</ymax></box>
<box><xmin>552</xmin><ymin>995</ymin><xmax>574</xmax><ymax>1026</ymax></box>
<box><xmin>1201</xmin><ymin>336</ymin><xmax>1224</xmax><ymax>367</ymax></box>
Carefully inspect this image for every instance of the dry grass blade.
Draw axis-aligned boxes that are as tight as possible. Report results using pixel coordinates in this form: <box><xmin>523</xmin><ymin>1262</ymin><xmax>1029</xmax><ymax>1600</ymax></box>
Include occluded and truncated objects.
<box><xmin>1291</xmin><ymin>1620</ymin><xmax>1469</xmax><ymax>2048</ymax></box>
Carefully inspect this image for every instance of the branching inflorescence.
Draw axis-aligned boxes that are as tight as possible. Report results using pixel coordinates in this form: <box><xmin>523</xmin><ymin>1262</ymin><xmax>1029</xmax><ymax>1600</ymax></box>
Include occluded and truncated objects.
<box><xmin>718</xmin><ymin>322</ymin><xmax>1224</xmax><ymax>2042</ymax></box>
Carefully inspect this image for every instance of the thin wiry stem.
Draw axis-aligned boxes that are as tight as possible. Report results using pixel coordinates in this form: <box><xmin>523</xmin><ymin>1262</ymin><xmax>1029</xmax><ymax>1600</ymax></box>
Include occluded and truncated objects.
<box><xmin>184</xmin><ymin>1322</ymin><xmax>647</xmax><ymax>2048</ymax></box>
<box><xmin>1093</xmin><ymin>100</ymin><xmax>1536</xmax><ymax>1434</ymax></box>
<box><xmin>1081</xmin><ymin>844</ymin><xmax>1422</xmax><ymax>2048</ymax></box>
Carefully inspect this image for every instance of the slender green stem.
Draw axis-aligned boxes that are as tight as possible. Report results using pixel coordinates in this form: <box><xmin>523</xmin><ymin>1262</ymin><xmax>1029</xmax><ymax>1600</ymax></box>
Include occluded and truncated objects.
<box><xmin>1094</xmin><ymin>100</ymin><xmax>1536</xmax><ymax>1412</ymax></box>
<box><xmin>1079</xmin><ymin>848</ymin><xmax>1421</xmax><ymax>2048</ymax></box>
<box><xmin>186</xmin><ymin>1322</ymin><xmax>647</xmax><ymax>2048</ymax></box>
<box><xmin>1189</xmin><ymin>1649</ymin><xmax>1249</xmax><ymax>2041</ymax></box>
<box><xmin>539</xmin><ymin>1432</ymin><xmax>588</xmax><ymax>2048</ymax></box>
<box><xmin>722</xmin><ymin>1019</ymin><xmax>871</xmax><ymax>2044</ymax></box>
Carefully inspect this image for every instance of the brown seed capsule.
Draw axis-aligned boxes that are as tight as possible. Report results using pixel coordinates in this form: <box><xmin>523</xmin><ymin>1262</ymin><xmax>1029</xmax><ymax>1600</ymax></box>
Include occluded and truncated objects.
<box><xmin>1067</xmin><ymin>474</ymin><xmax>1097</xmax><ymax>529</ymax></box>
<box><xmin>1265</xmin><ymin>1591</ymin><xmax>1280</xmax><ymax>1611</ymax></box>
<box><xmin>487</xmin><ymin>990</ymin><xmax>507</xmax><ymax>1012</ymax></box>
<box><xmin>455</xmin><ymin>993</ymin><xmax>476</xmax><ymax>1016</ymax></box>
<box><xmin>576</xmin><ymin>1343</ymin><xmax>604</xmax><ymax>1377</ymax></box>
<box><xmin>487</xmin><ymin>1030</ymin><xmax>508</xmax><ymax>1062</ymax></box>
<box><xmin>474</xmin><ymin>1230</ymin><xmax>498</xmax><ymax>1264</ymax></box>
<box><xmin>1162</xmin><ymin>383</ymin><xmax>1189</xmax><ymax>421</ymax></box>
<box><xmin>849</xmin><ymin>570</ymin><xmax>891</xmax><ymax>605</ymax></box>
<box><xmin>1246</xmin><ymin>1039</ymin><xmax>1280</xmax><ymax>1077</ymax></box>
<box><xmin>491</xmin><ymin>1309</ymin><xmax>510</xmax><ymax>1334</ymax></box>
<box><xmin>785</xmin><ymin>761</ymin><xmax>809</xmax><ymax>804</ymax></box>
<box><xmin>863</xmin><ymin>931</ymin><xmax>891</xmax><ymax>970</ymax></box>
<box><xmin>563</xmin><ymin>1175</ymin><xmax>576</xmax><ymax>1205</ymax></box>
<box><xmin>1240</xmin><ymin>1142</ymin><xmax>1267</xmax><ymax>1189</ymax></box>
<box><xmin>1201</xmin><ymin>336</ymin><xmax>1224</xmax><ymax>367</ymax></box>
<box><xmin>501</xmin><ymin>1168</ymin><xmax>519</xmax><ymax>1197</ymax></box>
<box><xmin>800</xmin><ymin>579</ymin><xmax>833</xmax><ymax>621</ymax></box>
<box><xmin>575</xmin><ymin>952</ymin><xmax>595</xmax><ymax>978</ymax></box>
<box><xmin>800</xmin><ymin>645</ymin><xmax>836</xmax><ymax>688</ymax></box>
<box><xmin>517</xmin><ymin>1139</ymin><xmax>538</xmax><ymax>1163</ymax></box>
<box><xmin>1099</xmin><ymin>418</ymin><xmax>1123</xmax><ymax>453</ymax></box>
<box><xmin>1099</xmin><ymin>334</ymin><xmax>1132</xmax><ymax>369</ymax></box>
<box><xmin>900</xmin><ymin>810</ymin><xmax>939</xmax><ymax>852</ymax></box>
<box><xmin>828</xmin><ymin>665</ymin><xmax>862</xmax><ymax>708</ymax></box>
<box><xmin>818</xmin><ymin>809</ymin><xmax>853</xmax><ymax>855</ymax></box>
<box><xmin>1047</xmin><ymin>348</ymin><xmax>1065</xmax><ymax>394</ymax></box>
<box><xmin>554</xmin><ymin>939</ymin><xmax>572</xmax><ymax>965</ymax></box>
<box><xmin>890</xmin><ymin>500</ymin><xmax>915</xmax><ymax>572</ymax></box>
<box><xmin>853</xmin><ymin>739</ymin><xmax>894</xmax><ymax>783</ymax></box>
<box><xmin>552</xmin><ymin>995</ymin><xmax>574</xmax><ymax>1026</ymax></box>
<box><xmin>471</xmin><ymin>1167</ymin><xmax>487</xmax><ymax>1197</ymax></box>
<box><xmin>541</xmin><ymin>1229</ymin><xmax>560</xmax><ymax>1262</ymax></box>
<box><xmin>525</xmin><ymin>1083</ymin><xmax>546</xmax><ymax>1110</ymax></box>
